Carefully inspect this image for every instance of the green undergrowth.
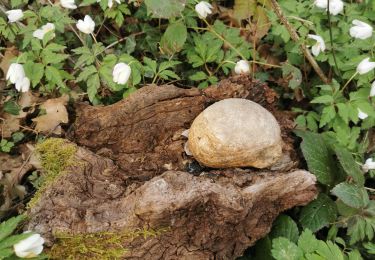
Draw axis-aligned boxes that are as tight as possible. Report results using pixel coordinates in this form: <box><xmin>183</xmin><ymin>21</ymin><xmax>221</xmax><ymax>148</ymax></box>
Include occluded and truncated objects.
<box><xmin>28</xmin><ymin>138</ymin><xmax>77</xmax><ymax>208</ymax></box>
<box><xmin>48</xmin><ymin>227</ymin><xmax>170</xmax><ymax>259</ymax></box>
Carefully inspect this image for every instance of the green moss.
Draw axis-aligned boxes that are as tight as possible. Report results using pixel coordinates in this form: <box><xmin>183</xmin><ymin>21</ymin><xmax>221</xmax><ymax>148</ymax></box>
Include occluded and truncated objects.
<box><xmin>28</xmin><ymin>138</ymin><xmax>77</xmax><ymax>208</ymax></box>
<box><xmin>48</xmin><ymin>227</ymin><xmax>170</xmax><ymax>259</ymax></box>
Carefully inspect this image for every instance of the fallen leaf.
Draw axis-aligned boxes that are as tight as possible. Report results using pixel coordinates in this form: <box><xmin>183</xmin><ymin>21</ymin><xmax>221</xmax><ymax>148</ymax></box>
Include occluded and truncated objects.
<box><xmin>0</xmin><ymin>113</ymin><xmax>20</xmax><ymax>138</ymax></box>
<box><xmin>0</xmin><ymin>47</ymin><xmax>18</xmax><ymax>76</ymax></box>
<box><xmin>32</xmin><ymin>95</ymin><xmax>69</xmax><ymax>134</ymax></box>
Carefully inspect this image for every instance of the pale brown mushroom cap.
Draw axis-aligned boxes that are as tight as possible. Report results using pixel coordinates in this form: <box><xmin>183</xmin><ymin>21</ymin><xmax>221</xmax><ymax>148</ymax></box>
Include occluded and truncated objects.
<box><xmin>188</xmin><ymin>98</ymin><xmax>282</xmax><ymax>168</ymax></box>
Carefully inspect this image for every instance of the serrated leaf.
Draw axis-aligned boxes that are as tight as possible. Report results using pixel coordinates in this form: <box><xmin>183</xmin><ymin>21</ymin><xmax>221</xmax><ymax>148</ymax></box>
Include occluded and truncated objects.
<box><xmin>24</xmin><ymin>62</ymin><xmax>44</xmax><ymax>87</ymax></box>
<box><xmin>0</xmin><ymin>215</ymin><xmax>25</xmax><ymax>242</ymax></box>
<box><xmin>144</xmin><ymin>0</ymin><xmax>186</xmax><ymax>18</ymax></box>
<box><xmin>295</xmin><ymin>131</ymin><xmax>337</xmax><ymax>186</ymax></box>
<box><xmin>0</xmin><ymin>233</ymin><xmax>33</xmax><ymax>250</ymax></box>
<box><xmin>270</xmin><ymin>215</ymin><xmax>299</xmax><ymax>243</ymax></box>
<box><xmin>334</xmin><ymin>147</ymin><xmax>364</xmax><ymax>186</ymax></box>
<box><xmin>311</xmin><ymin>95</ymin><xmax>334</xmax><ymax>104</ymax></box>
<box><xmin>189</xmin><ymin>71</ymin><xmax>207</xmax><ymax>81</ymax></box>
<box><xmin>76</xmin><ymin>66</ymin><xmax>97</xmax><ymax>82</ymax></box>
<box><xmin>299</xmin><ymin>194</ymin><xmax>337</xmax><ymax>232</ymax></box>
<box><xmin>271</xmin><ymin>237</ymin><xmax>303</xmax><ymax>260</ymax></box>
<box><xmin>298</xmin><ymin>229</ymin><xmax>319</xmax><ymax>254</ymax></box>
<box><xmin>282</xmin><ymin>63</ymin><xmax>302</xmax><ymax>90</ymax></box>
<box><xmin>159</xmin><ymin>70</ymin><xmax>180</xmax><ymax>80</ymax></box>
<box><xmin>331</xmin><ymin>182</ymin><xmax>369</xmax><ymax>209</ymax></box>
<box><xmin>87</xmin><ymin>73</ymin><xmax>100</xmax><ymax>103</ymax></box>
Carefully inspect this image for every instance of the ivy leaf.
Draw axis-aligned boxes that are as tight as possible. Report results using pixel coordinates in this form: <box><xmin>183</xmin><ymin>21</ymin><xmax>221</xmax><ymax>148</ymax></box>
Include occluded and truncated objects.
<box><xmin>299</xmin><ymin>194</ymin><xmax>337</xmax><ymax>232</ymax></box>
<box><xmin>295</xmin><ymin>131</ymin><xmax>337</xmax><ymax>186</ymax></box>
<box><xmin>331</xmin><ymin>182</ymin><xmax>369</xmax><ymax>209</ymax></box>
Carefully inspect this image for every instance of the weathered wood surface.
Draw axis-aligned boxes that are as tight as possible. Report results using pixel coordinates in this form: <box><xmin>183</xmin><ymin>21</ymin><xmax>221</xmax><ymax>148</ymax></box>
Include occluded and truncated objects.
<box><xmin>26</xmin><ymin>76</ymin><xmax>317</xmax><ymax>259</ymax></box>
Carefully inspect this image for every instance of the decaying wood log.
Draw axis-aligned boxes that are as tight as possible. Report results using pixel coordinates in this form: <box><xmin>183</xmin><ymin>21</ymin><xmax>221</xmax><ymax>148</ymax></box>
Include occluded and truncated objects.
<box><xmin>26</xmin><ymin>76</ymin><xmax>317</xmax><ymax>259</ymax></box>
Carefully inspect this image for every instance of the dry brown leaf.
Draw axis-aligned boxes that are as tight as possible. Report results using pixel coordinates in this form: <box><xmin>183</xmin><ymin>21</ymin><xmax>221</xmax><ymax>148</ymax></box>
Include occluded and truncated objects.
<box><xmin>0</xmin><ymin>113</ymin><xmax>20</xmax><ymax>138</ymax></box>
<box><xmin>18</xmin><ymin>91</ymin><xmax>39</xmax><ymax>110</ymax></box>
<box><xmin>0</xmin><ymin>47</ymin><xmax>18</xmax><ymax>76</ymax></box>
<box><xmin>32</xmin><ymin>95</ymin><xmax>69</xmax><ymax>134</ymax></box>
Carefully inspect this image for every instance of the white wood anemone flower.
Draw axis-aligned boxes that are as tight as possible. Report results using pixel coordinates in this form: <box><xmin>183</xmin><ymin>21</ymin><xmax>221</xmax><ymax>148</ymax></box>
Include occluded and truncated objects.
<box><xmin>60</xmin><ymin>0</ymin><xmax>77</xmax><ymax>9</ymax></box>
<box><xmin>363</xmin><ymin>158</ymin><xmax>375</xmax><ymax>172</ymax></box>
<box><xmin>356</xmin><ymin>57</ymin><xmax>375</xmax><ymax>75</ymax></box>
<box><xmin>6</xmin><ymin>9</ymin><xmax>23</xmax><ymax>23</ymax></box>
<box><xmin>358</xmin><ymin>108</ymin><xmax>368</xmax><ymax>120</ymax></box>
<box><xmin>234</xmin><ymin>60</ymin><xmax>250</xmax><ymax>74</ymax></box>
<box><xmin>15</xmin><ymin>77</ymin><xmax>30</xmax><ymax>93</ymax></box>
<box><xmin>6</xmin><ymin>63</ymin><xmax>25</xmax><ymax>84</ymax></box>
<box><xmin>307</xmin><ymin>34</ymin><xmax>326</xmax><ymax>57</ymax></box>
<box><xmin>112</xmin><ymin>62</ymin><xmax>131</xmax><ymax>85</ymax></box>
<box><xmin>33</xmin><ymin>23</ymin><xmax>55</xmax><ymax>40</ymax></box>
<box><xmin>314</xmin><ymin>0</ymin><xmax>344</xmax><ymax>16</ymax></box>
<box><xmin>13</xmin><ymin>233</ymin><xmax>44</xmax><ymax>258</ymax></box>
<box><xmin>97</xmin><ymin>0</ymin><xmax>121</xmax><ymax>8</ymax></box>
<box><xmin>195</xmin><ymin>1</ymin><xmax>213</xmax><ymax>19</ymax></box>
<box><xmin>76</xmin><ymin>15</ymin><xmax>95</xmax><ymax>34</ymax></box>
<box><xmin>370</xmin><ymin>81</ymin><xmax>375</xmax><ymax>97</ymax></box>
<box><xmin>350</xmin><ymin>20</ymin><xmax>373</xmax><ymax>40</ymax></box>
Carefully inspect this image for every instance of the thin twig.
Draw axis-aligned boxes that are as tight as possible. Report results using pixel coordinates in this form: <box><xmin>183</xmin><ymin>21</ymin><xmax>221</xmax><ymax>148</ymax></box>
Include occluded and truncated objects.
<box><xmin>269</xmin><ymin>0</ymin><xmax>330</xmax><ymax>84</ymax></box>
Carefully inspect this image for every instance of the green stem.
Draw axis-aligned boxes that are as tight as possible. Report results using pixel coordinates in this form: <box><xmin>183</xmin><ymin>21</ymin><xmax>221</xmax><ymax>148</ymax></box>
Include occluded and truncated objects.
<box><xmin>341</xmin><ymin>71</ymin><xmax>358</xmax><ymax>92</ymax></box>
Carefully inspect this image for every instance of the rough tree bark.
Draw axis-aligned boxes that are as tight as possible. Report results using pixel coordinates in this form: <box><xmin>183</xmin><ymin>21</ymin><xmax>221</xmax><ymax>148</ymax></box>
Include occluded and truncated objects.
<box><xmin>26</xmin><ymin>76</ymin><xmax>317</xmax><ymax>259</ymax></box>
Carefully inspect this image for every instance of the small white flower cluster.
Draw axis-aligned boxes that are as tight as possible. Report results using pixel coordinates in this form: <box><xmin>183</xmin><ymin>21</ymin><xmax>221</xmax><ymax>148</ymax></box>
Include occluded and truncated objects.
<box><xmin>6</xmin><ymin>63</ymin><xmax>30</xmax><ymax>92</ymax></box>
<box><xmin>13</xmin><ymin>232</ymin><xmax>44</xmax><ymax>258</ymax></box>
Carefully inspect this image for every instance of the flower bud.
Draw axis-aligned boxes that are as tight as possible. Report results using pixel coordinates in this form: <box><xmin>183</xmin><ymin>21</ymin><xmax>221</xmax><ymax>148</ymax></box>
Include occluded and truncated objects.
<box><xmin>195</xmin><ymin>1</ymin><xmax>213</xmax><ymax>19</ymax></box>
<box><xmin>76</xmin><ymin>15</ymin><xmax>95</xmax><ymax>34</ymax></box>
<box><xmin>234</xmin><ymin>60</ymin><xmax>250</xmax><ymax>74</ymax></box>
<box><xmin>13</xmin><ymin>233</ymin><xmax>44</xmax><ymax>258</ymax></box>
<box><xmin>5</xmin><ymin>9</ymin><xmax>23</xmax><ymax>23</ymax></box>
<box><xmin>112</xmin><ymin>62</ymin><xmax>131</xmax><ymax>85</ymax></box>
<box><xmin>356</xmin><ymin>57</ymin><xmax>375</xmax><ymax>75</ymax></box>
<box><xmin>349</xmin><ymin>20</ymin><xmax>373</xmax><ymax>40</ymax></box>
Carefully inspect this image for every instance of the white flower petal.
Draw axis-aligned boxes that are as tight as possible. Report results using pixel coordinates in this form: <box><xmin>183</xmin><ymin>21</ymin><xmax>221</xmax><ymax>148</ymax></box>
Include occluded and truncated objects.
<box><xmin>14</xmin><ymin>233</ymin><xmax>44</xmax><ymax>258</ymax></box>
<box><xmin>112</xmin><ymin>62</ymin><xmax>131</xmax><ymax>85</ymax></box>
<box><xmin>6</xmin><ymin>63</ymin><xmax>25</xmax><ymax>84</ymax></box>
<box><xmin>358</xmin><ymin>108</ymin><xmax>368</xmax><ymax>120</ymax></box>
<box><xmin>195</xmin><ymin>1</ymin><xmax>213</xmax><ymax>19</ymax></box>
<box><xmin>356</xmin><ymin>57</ymin><xmax>375</xmax><ymax>75</ymax></box>
<box><xmin>60</xmin><ymin>0</ymin><xmax>77</xmax><ymax>9</ymax></box>
<box><xmin>370</xmin><ymin>81</ymin><xmax>375</xmax><ymax>97</ymax></box>
<box><xmin>349</xmin><ymin>19</ymin><xmax>373</xmax><ymax>40</ymax></box>
<box><xmin>6</xmin><ymin>9</ymin><xmax>23</xmax><ymax>23</ymax></box>
<box><xmin>234</xmin><ymin>60</ymin><xmax>250</xmax><ymax>74</ymax></box>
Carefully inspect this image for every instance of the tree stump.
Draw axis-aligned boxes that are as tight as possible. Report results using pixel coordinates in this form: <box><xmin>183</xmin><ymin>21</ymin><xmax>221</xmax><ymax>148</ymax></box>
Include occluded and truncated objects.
<box><xmin>26</xmin><ymin>76</ymin><xmax>317</xmax><ymax>259</ymax></box>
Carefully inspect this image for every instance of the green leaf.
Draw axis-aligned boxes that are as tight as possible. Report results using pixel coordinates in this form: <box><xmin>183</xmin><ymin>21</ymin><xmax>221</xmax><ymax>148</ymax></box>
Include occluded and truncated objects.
<box><xmin>281</xmin><ymin>63</ymin><xmax>302</xmax><ymax>90</ymax></box>
<box><xmin>160</xmin><ymin>22</ymin><xmax>187</xmax><ymax>55</ymax></box>
<box><xmin>298</xmin><ymin>229</ymin><xmax>319</xmax><ymax>254</ymax></box>
<box><xmin>334</xmin><ymin>147</ymin><xmax>364</xmax><ymax>186</ymax></box>
<box><xmin>189</xmin><ymin>71</ymin><xmax>208</xmax><ymax>81</ymax></box>
<box><xmin>0</xmin><ymin>215</ymin><xmax>25</xmax><ymax>242</ymax></box>
<box><xmin>270</xmin><ymin>215</ymin><xmax>299</xmax><ymax>243</ymax></box>
<box><xmin>331</xmin><ymin>182</ymin><xmax>369</xmax><ymax>209</ymax></box>
<box><xmin>315</xmin><ymin>240</ymin><xmax>344</xmax><ymax>260</ymax></box>
<box><xmin>299</xmin><ymin>194</ymin><xmax>337</xmax><ymax>232</ymax></box>
<box><xmin>87</xmin><ymin>73</ymin><xmax>100</xmax><ymax>103</ymax></box>
<box><xmin>0</xmin><ymin>233</ymin><xmax>33</xmax><ymax>250</ymax></box>
<box><xmin>76</xmin><ymin>66</ymin><xmax>97</xmax><ymax>82</ymax></box>
<box><xmin>24</xmin><ymin>62</ymin><xmax>44</xmax><ymax>87</ymax></box>
<box><xmin>144</xmin><ymin>0</ymin><xmax>186</xmax><ymax>18</ymax></box>
<box><xmin>271</xmin><ymin>237</ymin><xmax>303</xmax><ymax>260</ymax></box>
<box><xmin>295</xmin><ymin>131</ymin><xmax>337</xmax><ymax>186</ymax></box>
<box><xmin>311</xmin><ymin>95</ymin><xmax>334</xmax><ymax>104</ymax></box>
<box><xmin>3</xmin><ymin>101</ymin><xmax>20</xmax><ymax>115</ymax></box>
<box><xmin>319</xmin><ymin>106</ymin><xmax>336</xmax><ymax>127</ymax></box>
<box><xmin>0</xmin><ymin>248</ymin><xmax>13</xmax><ymax>258</ymax></box>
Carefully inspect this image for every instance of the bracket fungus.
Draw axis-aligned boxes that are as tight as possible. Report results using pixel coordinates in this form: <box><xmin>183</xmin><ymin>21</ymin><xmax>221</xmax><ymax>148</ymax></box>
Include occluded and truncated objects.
<box><xmin>188</xmin><ymin>98</ymin><xmax>283</xmax><ymax>168</ymax></box>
